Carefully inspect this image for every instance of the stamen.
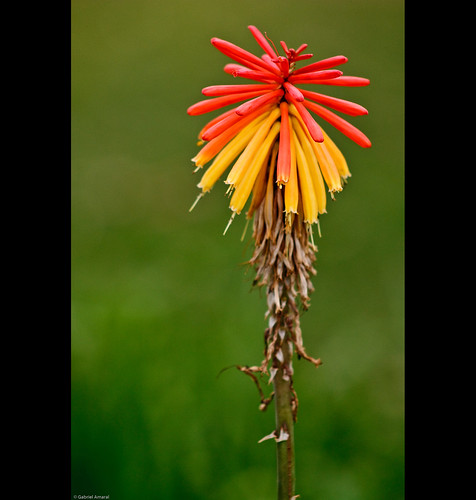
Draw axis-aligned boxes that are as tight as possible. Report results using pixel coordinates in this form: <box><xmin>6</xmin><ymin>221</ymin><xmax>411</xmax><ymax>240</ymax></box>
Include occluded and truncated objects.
<box><xmin>264</xmin><ymin>32</ymin><xmax>280</xmax><ymax>57</ymax></box>
<box><xmin>223</xmin><ymin>211</ymin><xmax>237</xmax><ymax>235</ymax></box>
<box><xmin>240</xmin><ymin>218</ymin><xmax>250</xmax><ymax>242</ymax></box>
<box><xmin>316</xmin><ymin>219</ymin><xmax>322</xmax><ymax>238</ymax></box>
<box><xmin>248</xmin><ymin>25</ymin><xmax>279</xmax><ymax>59</ymax></box>
<box><xmin>189</xmin><ymin>192</ymin><xmax>204</xmax><ymax>212</ymax></box>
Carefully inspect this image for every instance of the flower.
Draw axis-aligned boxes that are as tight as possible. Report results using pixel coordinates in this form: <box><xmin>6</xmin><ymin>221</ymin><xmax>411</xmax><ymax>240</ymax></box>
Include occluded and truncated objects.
<box><xmin>187</xmin><ymin>26</ymin><xmax>370</xmax><ymax>233</ymax></box>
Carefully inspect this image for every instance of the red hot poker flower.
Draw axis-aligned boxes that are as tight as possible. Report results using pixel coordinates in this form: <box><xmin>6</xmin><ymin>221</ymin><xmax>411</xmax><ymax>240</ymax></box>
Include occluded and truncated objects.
<box><xmin>187</xmin><ymin>26</ymin><xmax>371</xmax><ymax>231</ymax></box>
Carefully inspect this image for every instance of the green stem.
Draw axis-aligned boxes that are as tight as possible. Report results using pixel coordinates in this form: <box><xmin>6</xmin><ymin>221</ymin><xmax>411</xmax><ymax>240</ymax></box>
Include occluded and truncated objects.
<box><xmin>273</xmin><ymin>336</ymin><xmax>295</xmax><ymax>500</ymax></box>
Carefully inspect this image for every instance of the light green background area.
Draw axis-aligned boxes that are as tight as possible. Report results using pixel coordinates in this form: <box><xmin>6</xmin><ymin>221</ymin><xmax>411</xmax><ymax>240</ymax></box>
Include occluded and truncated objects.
<box><xmin>71</xmin><ymin>1</ymin><xmax>404</xmax><ymax>498</ymax></box>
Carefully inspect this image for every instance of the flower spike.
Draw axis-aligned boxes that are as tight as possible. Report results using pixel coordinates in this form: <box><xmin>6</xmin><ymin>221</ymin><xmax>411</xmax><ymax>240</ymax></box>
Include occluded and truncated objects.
<box><xmin>188</xmin><ymin>26</ymin><xmax>370</xmax><ymax>228</ymax></box>
<box><xmin>186</xmin><ymin>28</ymin><xmax>372</xmax><ymax>500</ymax></box>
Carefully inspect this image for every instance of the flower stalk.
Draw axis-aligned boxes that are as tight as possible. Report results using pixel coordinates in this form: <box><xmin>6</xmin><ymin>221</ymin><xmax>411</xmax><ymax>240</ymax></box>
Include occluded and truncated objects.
<box><xmin>273</xmin><ymin>334</ymin><xmax>296</xmax><ymax>500</ymax></box>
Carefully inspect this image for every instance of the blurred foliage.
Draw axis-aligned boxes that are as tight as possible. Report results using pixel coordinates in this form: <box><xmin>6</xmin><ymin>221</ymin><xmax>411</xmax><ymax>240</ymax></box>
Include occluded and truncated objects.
<box><xmin>71</xmin><ymin>0</ymin><xmax>404</xmax><ymax>498</ymax></box>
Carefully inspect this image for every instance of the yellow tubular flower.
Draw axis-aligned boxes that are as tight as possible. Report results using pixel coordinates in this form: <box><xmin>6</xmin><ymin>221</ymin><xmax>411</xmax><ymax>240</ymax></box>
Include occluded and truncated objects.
<box><xmin>291</xmin><ymin>126</ymin><xmax>319</xmax><ymax>224</ymax></box>
<box><xmin>264</xmin><ymin>142</ymin><xmax>279</xmax><ymax>239</ymax></box>
<box><xmin>247</xmin><ymin>140</ymin><xmax>278</xmax><ymax>219</ymax></box>
<box><xmin>225</xmin><ymin>107</ymin><xmax>281</xmax><ymax>189</ymax></box>
<box><xmin>230</xmin><ymin>120</ymin><xmax>281</xmax><ymax>215</ymax></box>
<box><xmin>313</xmin><ymin>141</ymin><xmax>343</xmax><ymax>195</ymax></box>
<box><xmin>197</xmin><ymin>111</ymin><xmax>270</xmax><ymax>193</ymax></box>
<box><xmin>291</xmin><ymin>116</ymin><xmax>327</xmax><ymax>215</ymax></box>
<box><xmin>321</xmin><ymin>128</ymin><xmax>351</xmax><ymax>180</ymax></box>
<box><xmin>284</xmin><ymin>125</ymin><xmax>298</xmax><ymax>219</ymax></box>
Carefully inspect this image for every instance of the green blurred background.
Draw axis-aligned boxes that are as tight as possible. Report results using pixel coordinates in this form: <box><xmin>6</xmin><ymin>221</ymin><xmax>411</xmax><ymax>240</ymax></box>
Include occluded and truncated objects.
<box><xmin>71</xmin><ymin>0</ymin><xmax>404</xmax><ymax>498</ymax></box>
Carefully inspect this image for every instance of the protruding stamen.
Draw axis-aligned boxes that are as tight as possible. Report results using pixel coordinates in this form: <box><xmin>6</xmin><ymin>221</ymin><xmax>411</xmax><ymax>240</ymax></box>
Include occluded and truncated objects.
<box><xmin>248</xmin><ymin>25</ymin><xmax>279</xmax><ymax>59</ymax></box>
<box><xmin>223</xmin><ymin>211</ymin><xmax>237</xmax><ymax>235</ymax></box>
<box><xmin>189</xmin><ymin>192</ymin><xmax>204</xmax><ymax>212</ymax></box>
<box><xmin>240</xmin><ymin>218</ymin><xmax>250</xmax><ymax>242</ymax></box>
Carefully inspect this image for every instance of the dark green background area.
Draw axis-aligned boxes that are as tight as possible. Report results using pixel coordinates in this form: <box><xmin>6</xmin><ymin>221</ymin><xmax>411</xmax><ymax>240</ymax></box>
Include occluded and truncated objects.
<box><xmin>71</xmin><ymin>1</ymin><xmax>404</xmax><ymax>498</ymax></box>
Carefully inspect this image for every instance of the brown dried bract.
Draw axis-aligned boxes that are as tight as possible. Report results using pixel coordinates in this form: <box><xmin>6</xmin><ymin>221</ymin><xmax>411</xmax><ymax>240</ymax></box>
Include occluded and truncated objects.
<box><xmin>241</xmin><ymin>165</ymin><xmax>322</xmax><ymax>420</ymax></box>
